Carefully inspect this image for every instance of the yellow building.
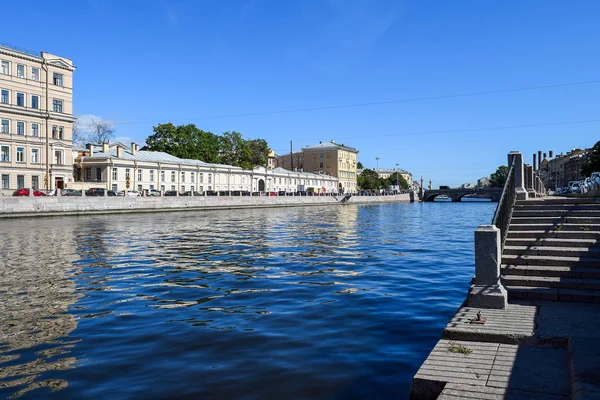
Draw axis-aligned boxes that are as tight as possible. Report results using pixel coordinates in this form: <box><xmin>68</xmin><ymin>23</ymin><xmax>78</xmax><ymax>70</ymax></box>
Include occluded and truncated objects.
<box><xmin>275</xmin><ymin>140</ymin><xmax>359</xmax><ymax>193</ymax></box>
<box><xmin>0</xmin><ymin>44</ymin><xmax>75</xmax><ymax>194</ymax></box>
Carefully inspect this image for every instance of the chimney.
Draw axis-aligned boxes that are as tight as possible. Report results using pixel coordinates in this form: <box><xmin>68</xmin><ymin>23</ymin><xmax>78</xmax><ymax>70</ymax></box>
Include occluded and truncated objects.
<box><xmin>86</xmin><ymin>143</ymin><xmax>94</xmax><ymax>156</ymax></box>
<box><xmin>102</xmin><ymin>142</ymin><xmax>109</xmax><ymax>153</ymax></box>
<box><xmin>131</xmin><ymin>142</ymin><xmax>137</xmax><ymax>156</ymax></box>
<box><xmin>116</xmin><ymin>145</ymin><xmax>123</xmax><ymax>158</ymax></box>
<box><xmin>533</xmin><ymin>153</ymin><xmax>537</xmax><ymax>170</ymax></box>
<box><xmin>538</xmin><ymin>151</ymin><xmax>542</xmax><ymax>170</ymax></box>
<box><xmin>549</xmin><ymin>150</ymin><xmax>553</xmax><ymax>158</ymax></box>
<box><xmin>543</xmin><ymin>152</ymin><xmax>547</xmax><ymax>160</ymax></box>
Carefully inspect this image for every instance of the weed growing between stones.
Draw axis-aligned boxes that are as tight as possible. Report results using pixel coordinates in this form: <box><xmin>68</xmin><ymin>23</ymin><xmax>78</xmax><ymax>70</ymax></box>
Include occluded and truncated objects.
<box><xmin>447</xmin><ymin>342</ymin><xmax>473</xmax><ymax>355</ymax></box>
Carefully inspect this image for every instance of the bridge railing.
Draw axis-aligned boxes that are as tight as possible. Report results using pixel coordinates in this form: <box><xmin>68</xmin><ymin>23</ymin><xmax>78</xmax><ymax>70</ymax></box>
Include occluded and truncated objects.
<box><xmin>492</xmin><ymin>158</ymin><xmax>516</xmax><ymax>251</ymax></box>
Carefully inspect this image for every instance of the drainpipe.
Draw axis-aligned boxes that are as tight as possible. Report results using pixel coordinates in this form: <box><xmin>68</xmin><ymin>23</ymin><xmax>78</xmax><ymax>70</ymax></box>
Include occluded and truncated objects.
<box><xmin>42</xmin><ymin>58</ymin><xmax>50</xmax><ymax>190</ymax></box>
<box><xmin>108</xmin><ymin>158</ymin><xmax>113</xmax><ymax>190</ymax></box>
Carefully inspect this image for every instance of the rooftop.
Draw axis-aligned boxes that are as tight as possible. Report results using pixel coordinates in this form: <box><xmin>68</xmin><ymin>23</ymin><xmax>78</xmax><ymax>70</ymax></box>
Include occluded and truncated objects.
<box><xmin>301</xmin><ymin>141</ymin><xmax>358</xmax><ymax>153</ymax></box>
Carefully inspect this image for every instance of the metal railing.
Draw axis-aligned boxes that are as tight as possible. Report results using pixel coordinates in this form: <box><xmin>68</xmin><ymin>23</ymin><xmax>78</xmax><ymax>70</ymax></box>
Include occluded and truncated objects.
<box><xmin>492</xmin><ymin>158</ymin><xmax>516</xmax><ymax>251</ymax></box>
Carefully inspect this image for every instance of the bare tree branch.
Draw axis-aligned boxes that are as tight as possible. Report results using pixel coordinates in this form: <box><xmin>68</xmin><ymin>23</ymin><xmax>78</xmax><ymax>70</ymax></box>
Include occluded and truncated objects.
<box><xmin>87</xmin><ymin>117</ymin><xmax>115</xmax><ymax>144</ymax></box>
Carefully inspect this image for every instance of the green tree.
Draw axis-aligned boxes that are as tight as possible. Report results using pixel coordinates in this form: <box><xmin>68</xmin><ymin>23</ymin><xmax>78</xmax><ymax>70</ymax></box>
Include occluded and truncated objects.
<box><xmin>582</xmin><ymin>141</ymin><xmax>600</xmax><ymax>177</ymax></box>
<box><xmin>219</xmin><ymin>131</ymin><xmax>245</xmax><ymax>166</ymax></box>
<box><xmin>385</xmin><ymin>173</ymin><xmax>408</xmax><ymax>189</ymax></box>
<box><xmin>489</xmin><ymin>165</ymin><xmax>509</xmax><ymax>188</ymax></box>
<box><xmin>145</xmin><ymin>123</ymin><xmax>223</xmax><ymax>163</ymax></box>
<box><xmin>358</xmin><ymin>168</ymin><xmax>383</xmax><ymax>190</ymax></box>
<box><xmin>357</xmin><ymin>161</ymin><xmax>364</xmax><ymax>169</ymax></box>
<box><xmin>240</xmin><ymin>139</ymin><xmax>270</xmax><ymax>169</ymax></box>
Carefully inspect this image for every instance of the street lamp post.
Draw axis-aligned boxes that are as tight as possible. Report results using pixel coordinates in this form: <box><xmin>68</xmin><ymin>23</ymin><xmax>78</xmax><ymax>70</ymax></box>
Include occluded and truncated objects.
<box><xmin>376</xmin><ymin>157</ymin><xmax>379</xmax><ymax>173</ymax></box>
<box><xmin>396</xmin><ymin>163</ymin><xmax>399</xmax><ymax>194</ymax></box>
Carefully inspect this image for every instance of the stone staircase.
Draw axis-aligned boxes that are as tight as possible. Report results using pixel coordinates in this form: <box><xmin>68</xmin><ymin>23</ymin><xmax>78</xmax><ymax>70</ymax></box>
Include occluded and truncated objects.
<box><xmin>501</xmin><ymin>198</ymin><xmax>600</xmax><ymax>303</ymax></box>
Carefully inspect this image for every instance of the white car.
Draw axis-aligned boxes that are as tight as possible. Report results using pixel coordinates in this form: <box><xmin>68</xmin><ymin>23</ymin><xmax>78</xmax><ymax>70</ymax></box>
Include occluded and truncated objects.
<box><xmin>117</xmin><ymin>190</ymin><xmax>141</xmax><ymax>197</ymax></box>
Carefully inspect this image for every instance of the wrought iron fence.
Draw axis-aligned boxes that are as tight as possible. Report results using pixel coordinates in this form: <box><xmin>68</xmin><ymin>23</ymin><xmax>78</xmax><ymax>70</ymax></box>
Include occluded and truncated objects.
<box><xmin>492</xmin><ymin>158</ymin><xmax>516</xmax><ymax>251</ymax></box>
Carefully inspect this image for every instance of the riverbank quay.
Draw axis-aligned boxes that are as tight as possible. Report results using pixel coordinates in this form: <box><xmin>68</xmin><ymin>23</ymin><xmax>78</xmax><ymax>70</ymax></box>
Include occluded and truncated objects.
<box><xmin>410</xmin><ymin>152</ymin><xmax>600</xmax><ymax>400</ymax></box>
<box><xmin>0</xmin><ymin>192</ymin><xmax>413</xmax><ymax>218</ymax></box>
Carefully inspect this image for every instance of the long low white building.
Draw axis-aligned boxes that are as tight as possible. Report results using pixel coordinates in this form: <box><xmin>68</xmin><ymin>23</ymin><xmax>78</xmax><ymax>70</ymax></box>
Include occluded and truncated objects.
<box><xmin>72</xmin><ymin>142</ymin><xmax>339</xmax><ymax>194</ymax></box>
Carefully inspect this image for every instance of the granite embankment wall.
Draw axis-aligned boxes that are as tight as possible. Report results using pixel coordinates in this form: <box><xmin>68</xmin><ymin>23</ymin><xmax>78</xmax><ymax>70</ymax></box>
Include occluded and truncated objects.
<box><xmin>0</xmin><ymin>193</ymin><xmax>413</xmax><ymax>218</ymax></box>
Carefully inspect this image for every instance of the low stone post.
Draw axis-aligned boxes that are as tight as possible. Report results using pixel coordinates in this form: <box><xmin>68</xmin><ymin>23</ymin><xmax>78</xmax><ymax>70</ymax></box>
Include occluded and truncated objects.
<box><xmin>176</xmin><ymin>190</ymin><xmax>179</xmax><ymax>197</ymax></box>
<box><xmin>81</xmin><ymin>188</ymin><xmax>86</xmax><ymax>197</ymax></box>
<box><xmin>507</xmin><ymin>151</ymin><xmax>528</xmax><ymax>200</ymax></box>
<box><xmin>104</xmin><ymin>188</ymin><xmax>107</xmax><ymax>197</ymax></box>
<box><xmin>468</xmin><ymin>225</ymin><xmax>507</xmax><ymax>309</ymax></box>
<box><xmin>29</xmin><ymin>187</ymin><xmax>33</xmax><ymax>197</ymax></box>
<box><xmin>190</xmin><ymin>190</ymin><xmax>194</xmax><ymax>197</ymax></box>
<box><xmin>525</xmin><ymin>165</ymin><xmax>535</xmax><ymax>198</ymax></box>
<box><xmin>57</xmin><ymin>188</ymin><xmax>61</xmax><ymax>197</ymax></box>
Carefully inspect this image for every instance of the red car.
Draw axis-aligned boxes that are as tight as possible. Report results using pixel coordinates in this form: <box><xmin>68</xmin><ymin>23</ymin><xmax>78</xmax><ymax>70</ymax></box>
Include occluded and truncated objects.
<box><xmin>13</xmin><ymin>188</ymin><xmax>46</xmax><ymax>197</ymax></box>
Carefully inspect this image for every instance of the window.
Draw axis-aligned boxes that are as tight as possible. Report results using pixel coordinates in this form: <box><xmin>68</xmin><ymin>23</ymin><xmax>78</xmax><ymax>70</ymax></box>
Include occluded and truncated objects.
<box><xmin>1</xmin><ymin>175</ymin><xmax>8</xmax><ymax>189</ymax></box>
<box><xmin>54</xmin><ymin>150</ymin><xmax>63</xmax><ymax>165</ymax></box>
<box><xmin>191</xmin><ymin>172</ymin><xmax>195</xmax><ymax>184</ymax></box>
<box><xmin>160</xmin><ymin>171</ymin><xmax>165</xmax><ymax>182</ymax></box>
<box><xmin>171</xmin><ymin>171</ymin><xmax>175</xmax><ymax>182</ymax></box>
<box><xmin>160</xmin><ymin>185</ymin><xmax>165</xmax><ymax>192</ymax></box>
<box><xmin>181</xmin><ymin>172</ymin><xmax>185</xmax><ymax>183</ymax></box>
<box><xmin>32</xmin><ymin>176</ymin><xmax>39</xmax><ymax>190</ymax></box>
<box><xmin>171</xmin><ymin>185</ymin><xmax>175</xmax><ymax>191</ymax></box>
<box><xmin>31</xmin><ymin>148</ymin><xmax>39</xmax><ymax>163</ymax></box>
<box><xmin>52</xmin><ymin>126</ymin><xmax>57</xmax><ymax>139</ymax></box>
<box><xmin>16</xmin><ymin>64</ymin><xmax>25</xmax><ymax>78</ymax></box>
<box><xmin>52</xmin><ymin>72</ymin><xmax>63</xmax><ymax>86</ymax></box>
<box><xmin>17</xmin><ymin>175</ymin><xmax>24</xmax><ymax>189</ymax></box>
<box><xmin>320</xmin><ymin>153</ymin><xmax>323</xmax><ymax>158</ymax></box>
<box><xmin>181</xmin><ymin>185</ymin><xmax>185</xmax><ymax>192</ymax></box>
<box><xmin>1</xmin><ymin>90</ymin><xmax>8</xmax><ymax>104</ymax></box>
<box><xmin>137</xmin><ymin>169</ymin><xmax>142</xmax><ymax>181</ymax></box>
<box><xmin>112</xmin><ymin>184</ymin><xmax>118</xmax><ymax>192</ymax></box>
<box><xmin>319</xmin><ymin>162</ymin><xmax>323</xmax><ymax>168</ymax></box>
<box><xmin>53</xmin><ymin>73</ymin><xmax>63</xmax><ymax>86</ymax></box>
<box><xmin>16</xmin><ymin>93</ymin><xmax>24</xmax><ymax>107</ymax></box>
<box><xmin>31</xmin><ymin>95</ymin><xmax>39</xmax><ymax>109</ymax></box>
<box><xmin>125</xmin><ymin>168</ymin><xmax>131</xmax><ymax>179</ymax></box>
<box><xmin>1</xmin><ymin>120</ymin><xmax>8</xmax><ymax>134</ymax></box>
<box><xmin>16</xmin><ymin>122</ymin><xmax>24</xmax><ymax>135</ymax></box>
<box><xmin>52</xmin><ymin>99</ymin><xmax>63</xmax><ymax>112</ymax></box>
<box><xmin>137</xmin><ymin>184</ymin><xmax>142</xmax><ymax>192</ymax></box>
<box><xmin>31</xmin><ymin>123</ymin><xmax>39</xmax><ymax>137</ymax></box>
<box><xmin>208</xmin><ymin>173</ymin><xmax>212</xmax><ymax>184</ymax></box>
<box><xmin>31</xmin><ymin>68</ymin><xmax>39</xmax><ymax>81</ymax></box>
<box><xmin>16</xmin><ymin>147</ymin><xmax>24</xmax><ymax>162</ymax></box>
<box><xmin>149</xmin><ymin>170</ymin><xmax>155</xmax><ymax>182</ymax></box>
<box><xmin>1</xmin><ymin>61</ymin><xmax>8</xmax><ymax>74</ymax></box>
<box><xmin>1</xmin><ymin>146</ymin><xmax>9</xmax><ymax>161</ymax></box>
<box><xmin>112</xmin><ymin>168</ymin><xmax>118</xmax><ymax>181</ymax></box>
<box><xmin>59</xmin><ymin>127</ymin><xmax>63</xmax><ymax>139</ymax></box>
<box><xmin>150</xmin><ymin>184</ymin><xmax>155</xmax><ymax>190</ymax></box>
<box><xmin>199</xmin><ymin>173</ymin><xmax>203</xmax><ymax>183</ymax></box>
<box><xmin>96</xmin><ymin>167</ymin><xmax>102</xmax><ymax>181</ymax></box>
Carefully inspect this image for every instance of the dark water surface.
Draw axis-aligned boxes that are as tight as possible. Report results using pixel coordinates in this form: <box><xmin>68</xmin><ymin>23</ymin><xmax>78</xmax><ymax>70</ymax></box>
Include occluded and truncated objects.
<box><xmin>0</xmin><ymin>202</ymin><xmax>495</xmax><ymax>399</ymax></box>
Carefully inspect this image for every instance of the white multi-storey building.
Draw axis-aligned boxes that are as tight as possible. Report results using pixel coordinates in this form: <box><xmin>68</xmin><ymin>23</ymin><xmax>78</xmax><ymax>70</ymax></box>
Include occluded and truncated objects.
<box><xmin>0</xmin><ymin>44</ymin><xmax>75</xmax><ymax>194</ymax></box>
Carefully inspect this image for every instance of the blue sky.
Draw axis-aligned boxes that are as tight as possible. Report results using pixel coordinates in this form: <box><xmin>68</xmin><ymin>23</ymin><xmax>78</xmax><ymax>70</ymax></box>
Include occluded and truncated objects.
<box><xmin>3</xmin><ymin>0</ymin><xmax>599</xmax><ymax>186</ymax></box>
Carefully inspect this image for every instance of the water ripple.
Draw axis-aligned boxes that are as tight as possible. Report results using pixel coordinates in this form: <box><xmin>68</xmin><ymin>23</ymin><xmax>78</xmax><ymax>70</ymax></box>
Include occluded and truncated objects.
<box><xmin>0</xmin><ymin>202</ymin><xmax>494</xmax><ymax>399</ymax></box>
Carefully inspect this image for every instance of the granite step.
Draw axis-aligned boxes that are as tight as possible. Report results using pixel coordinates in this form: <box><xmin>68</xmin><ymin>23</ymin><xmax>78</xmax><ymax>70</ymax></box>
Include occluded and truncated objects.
<box><xmin>502</xmin><ymin>275</ymin><xmax>600</xmax><ymax>291</ymax></box>
<box><xmin>512</xmin><ymin>210</ymin><xmax>600</xmax><ymax>217</ymax></box>
<box><xmin>515</xmin><ymin>204</ymin><xmax>600</xmax><ymax>211</ymax></box>
<box><xmin>502</xmin><ymin>265</ymin><xmax>600</xmax><ymax>279</ymax></box>
<box><xmin>507</xmin><ymin>230</ymin><xmax>600</xmax><ymax>239</ymax></box>
<box><xmin>505</xmin><ymin>238</ymin><xmax>599</xmax><ymax>248</ymax></box>
<box><xmin>501</xmin><ymin>254</ymin><xmax>600</xmax><ymax>268</ymax></box>
<box><xmin>509</xmin><ymin>223</ymin><xmax>600</xmax><ymax>232</ymax></box>
<box><xmin>511</xmin><ymin>217</ymin><xmax>600</xmax><ymax>225</ymax></box>
<box><xmin>503</xmin><ymin>246</ymin><xmax>600</xmax><ymax>258</ymax></box>
<box><xmin>516</xmin><ymin>199</ymin><xmax>600</xmax><ymax>205</ymax></box>
<box><xmin>506</xmin><ymin>286</ymin><xmax>600</xmax><ymax>302</ymax></box>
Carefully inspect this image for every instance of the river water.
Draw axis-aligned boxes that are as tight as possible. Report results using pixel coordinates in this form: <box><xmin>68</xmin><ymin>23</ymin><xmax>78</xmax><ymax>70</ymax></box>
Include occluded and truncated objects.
<box><xmin>0</xmin><ymin>202</ymin><xmax>495</xmax><ymax>399</ymax></box>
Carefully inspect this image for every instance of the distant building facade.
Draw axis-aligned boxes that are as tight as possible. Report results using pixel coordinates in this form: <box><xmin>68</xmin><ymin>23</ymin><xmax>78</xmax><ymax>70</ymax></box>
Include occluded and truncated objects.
<box><xmin>73</xmin><ymin>142</ymin><xmax>338</xmax><ymax>194</ymax></box>
<box><xmin>542</xmin><ymin>148</ymin><xmax>590</xmax><ymax>189</ymax></box>
<box><xmin>275</xmin><ymin>140</ymin><xmax>358</xmax><ymax>193</ymax></box>
<box><xmin>0</xmin><ymin>44</ymin><xmax>76</xmax><ymax>194</ymax></box>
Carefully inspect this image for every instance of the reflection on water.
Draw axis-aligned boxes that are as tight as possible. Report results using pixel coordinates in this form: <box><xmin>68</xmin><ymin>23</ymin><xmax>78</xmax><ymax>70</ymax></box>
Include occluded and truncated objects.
<box><xmin>0</xmin><ymin>202</ymin><xmax>494</xmax><ymax>399</ymax></box>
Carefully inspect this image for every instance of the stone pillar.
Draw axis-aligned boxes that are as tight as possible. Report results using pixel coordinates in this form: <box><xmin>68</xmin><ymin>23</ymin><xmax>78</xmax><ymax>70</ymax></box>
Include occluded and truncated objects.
<box><xmin>525</xmin><ymin>165</ymin><xmax>535</xmax><ymax>198</ymax></box>
<box><xmin>507</xmin><ymin>151</ymin><xmax>528</xmax><ymax>200</ymax></box>
<box><xmin>56</xmin><ymin>188</ymin><xmax>62</xmax><ymax>197</ymax></box>
<box><xmin>468</xmin><ymin>225</ymin><xmax>508</xmax><ymax>309</ymax></box>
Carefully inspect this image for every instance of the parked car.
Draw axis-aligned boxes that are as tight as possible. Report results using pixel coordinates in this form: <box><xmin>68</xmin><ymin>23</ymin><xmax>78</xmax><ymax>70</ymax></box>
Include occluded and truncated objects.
<box><xmin>62</xmin><ymin>189</ymin><xmax>82</xmax><ymax>196</ymax></box>
<box><xmin>181</xmin><ymin>191</ymin><xmax>202</xmax><ymax>196</ymax></box>
<box><xmin>144</xmin><ymin>189</ymin><xmax>162</xmax><ymax>196</ymax></box>
<box><xmin>117</xmin><ymin>190</ymin><xmax>141</xmax><ymax>197</ymax></box>
<box><xmin>163</xmin><ymin>190</ymin><xmax>178</xmax><ymax>196</ymax></box>
<box><xmin>13</xmin><ymin>188</ymin><xmax>46</xmax><ymax>196</ymax></box>
<box><xmin>205</xmin><ymin>191</ymin><xmax>218</xmax><ymax>196</ymax></box>
<box><xmin>85</xmin><ymin>188</ymin><xmax>116</xmax><ymax>196</ymax></box>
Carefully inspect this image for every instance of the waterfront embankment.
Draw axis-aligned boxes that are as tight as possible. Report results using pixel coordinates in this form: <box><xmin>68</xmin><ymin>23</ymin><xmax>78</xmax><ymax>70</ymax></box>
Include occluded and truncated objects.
<box><xmin>0</xmin><ymin>192</ymin><xmax>412</xmax><ymax>218</ymax></box>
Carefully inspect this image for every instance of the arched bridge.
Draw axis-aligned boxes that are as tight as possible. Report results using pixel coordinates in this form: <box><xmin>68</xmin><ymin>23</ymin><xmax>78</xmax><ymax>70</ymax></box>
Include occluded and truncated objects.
<box><xmin>422</xmin><ymin>188</ymin><xmax>503</xmax><ymax>202</ymax></box>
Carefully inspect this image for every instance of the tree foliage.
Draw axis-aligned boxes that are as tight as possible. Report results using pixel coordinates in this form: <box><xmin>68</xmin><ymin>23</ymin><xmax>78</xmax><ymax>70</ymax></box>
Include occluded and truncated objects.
<box><xmin>357</xmin><ymin>169</ymin><xmax>409</xmax><ymax>191</ymax></box>
<box><xmin>357</xmin><ymin>161</ymin><xmax>364</xmax><ymax>169</ymax></box>
<box><xmin>489</xmin><ymin>165</ymin><xmax>509</xmax><ymax>188</ymax></box>
<box><xmin>145</xmin><ymin>123</ymin><xmax>269</xmax><ymax>168</ymax></box>
<box><xmin>582</xmin><ymin>141</ymin><xmax>600</xmax><ymax>177</ymax></box>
